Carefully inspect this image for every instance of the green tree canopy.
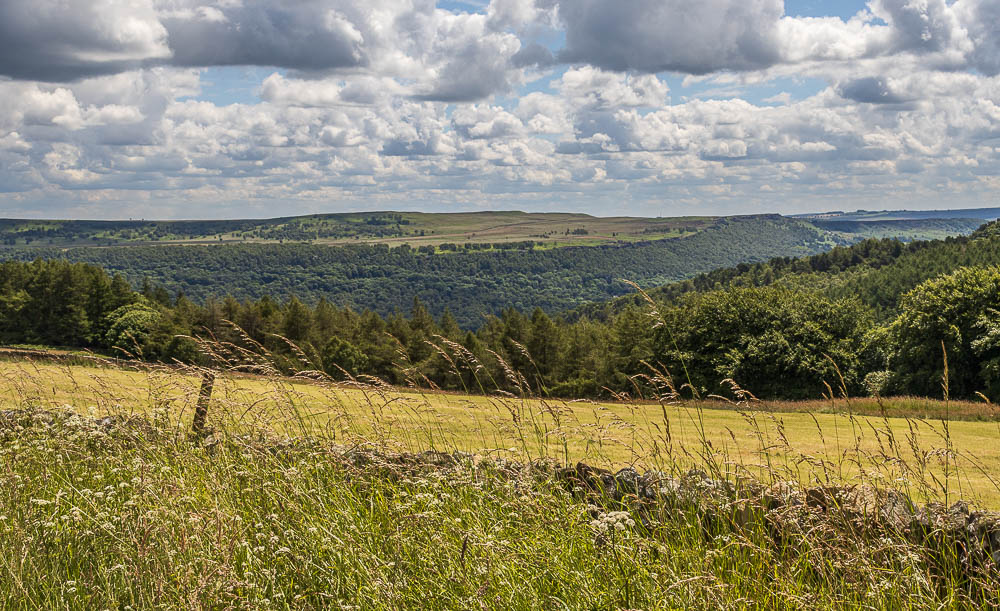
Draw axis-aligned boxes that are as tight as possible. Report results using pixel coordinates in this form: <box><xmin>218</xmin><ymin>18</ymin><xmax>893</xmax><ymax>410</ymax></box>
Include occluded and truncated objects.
<box><xmin>655</xmin><ymin>287</ymin><xmax>871</xmax><ymax>400</ymax></box>
<box><xmin>890</xmin><ymin>266</ymin><xmax>1000</xmax><ymax>399</ymax></box>
<box><xmin>322</xmin><ymin>336</ymin><xmax>369</xmax><ymax>380</ymax></box>
<box><xmin>104</xmin><ymin>300</ymin><xmax>162</xmax><ymax>357</ymax></box>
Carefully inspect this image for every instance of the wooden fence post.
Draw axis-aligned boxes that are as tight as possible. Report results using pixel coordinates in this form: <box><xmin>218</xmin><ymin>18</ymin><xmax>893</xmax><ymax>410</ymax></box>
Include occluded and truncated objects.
<box><xmin>192</xmin><ymin>370</ymin><xmax>215</xmax><ymax>434</ymax></box>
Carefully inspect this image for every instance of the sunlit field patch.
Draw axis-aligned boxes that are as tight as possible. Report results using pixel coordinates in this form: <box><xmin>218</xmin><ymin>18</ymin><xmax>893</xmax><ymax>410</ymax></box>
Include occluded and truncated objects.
<box><xmin>3</xmin><ymin>357</ymin><xmax>998</xmax><ymax>508</ymax></box>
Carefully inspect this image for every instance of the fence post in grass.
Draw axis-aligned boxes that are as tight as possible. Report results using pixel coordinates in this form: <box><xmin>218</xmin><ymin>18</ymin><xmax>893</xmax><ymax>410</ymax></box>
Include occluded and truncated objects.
<box><xmin>192</xmin><ymin>370</ymin><xmax>215</xmax><ymax>434</ymax></box>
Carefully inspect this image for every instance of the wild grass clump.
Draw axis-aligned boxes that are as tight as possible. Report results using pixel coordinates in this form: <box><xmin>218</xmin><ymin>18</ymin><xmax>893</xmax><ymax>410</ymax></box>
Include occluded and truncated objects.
<box><xmin>2</xmin><ymin>411</ymin><xmax>996</xmax><ymax>609</ymax></box>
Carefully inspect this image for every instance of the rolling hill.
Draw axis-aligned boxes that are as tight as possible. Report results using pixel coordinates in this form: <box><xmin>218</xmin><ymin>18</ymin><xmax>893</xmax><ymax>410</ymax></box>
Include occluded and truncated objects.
<box><xmin>796</xmin><ymin>206</ymin><xmax>1000</xmax><ymax>222</ymax></box>
<box><xmin>576</xmin><ymin>218</ymin><xmax>1000</xmax><ymax>323</ymax></box>
<box><xmin>0</xmin><ymin>209</ymin><xmax>986</xmax><ymax>249</ymax></box>
<box><xmin>0</xmin><ymin>211</ymin><xmax>712</xmax><ymax>249</ymax></box>
<box><xmin>0</xmin><ymin>215</ymin><xmax>834</xmax><ymax>327</ymax></box>
<box><xmin>0</xmin><ymin>210</ymin><xmax>991</xmax><ymax>326</ymax></box>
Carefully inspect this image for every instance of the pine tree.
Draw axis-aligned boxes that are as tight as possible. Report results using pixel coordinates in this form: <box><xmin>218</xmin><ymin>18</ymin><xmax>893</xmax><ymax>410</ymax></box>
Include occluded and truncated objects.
<box><xmin>312</xmin><ymin>297</ymin><xmax>338</xmax><ymax>342</ymax></box>
<box><xmin>527</xmin><ymin>308</ymin><xmax>560</xmax><ymax>386</ymax></box>
<box><xmin>281</xmin><ymin>296</ymin><xmax>313</xmax><ymax>342</ymax></box>
<box><xmin>438</xmin><ymin>308</ymin><xmax>462</xmax><ymax>339</ymax></box>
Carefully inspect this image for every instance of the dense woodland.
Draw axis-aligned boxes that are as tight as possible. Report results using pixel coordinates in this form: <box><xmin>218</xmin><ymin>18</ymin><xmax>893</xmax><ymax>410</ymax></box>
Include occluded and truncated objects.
<box><xmin>581</xmin><ymin>221</ymin><xmax>1000</xmax><ymax>322</ymax></box>
<box><xmin>0</xmin><ymin>216</ymin><xmax>831</xmax><ymax>328</ymax></box>
<box><xmin>3</xmin><ymin>220</ymin><xmax>1000</xmax><ymax>402</ymax></box>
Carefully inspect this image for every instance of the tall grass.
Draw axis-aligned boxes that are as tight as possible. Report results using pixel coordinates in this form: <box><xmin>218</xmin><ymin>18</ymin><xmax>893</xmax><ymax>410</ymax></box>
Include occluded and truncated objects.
<box><xmin>1</xmin><ymin>326</ymin><xmax>999</xmax><ymax>608</ymax></box>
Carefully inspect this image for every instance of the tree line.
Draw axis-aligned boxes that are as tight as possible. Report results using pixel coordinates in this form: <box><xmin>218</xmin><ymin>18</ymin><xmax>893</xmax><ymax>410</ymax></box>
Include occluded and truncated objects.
<box><xmin>2</xmin><ymin>223</ymin><xmax>1000</xmax><ymax>402</ymax></box>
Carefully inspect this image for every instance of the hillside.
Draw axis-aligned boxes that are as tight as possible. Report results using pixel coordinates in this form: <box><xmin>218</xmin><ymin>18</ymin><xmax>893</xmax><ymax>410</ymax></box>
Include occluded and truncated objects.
<box><xmin>577</xmin><ymin>219</ymin><xmax>1000</xmax><ymax>322</ymax></box>
<box><xmin>0</xmin><ymin>215</ymin><xmax>833</xmax><ymax>327</ymax></box>
<box><xmin>1</xmin><ymin>210</ymin><xmax>991</xmax><ymax>327</ymax></box>
<box><xmin>0</xmin><ymin>209</ymin><xmax>986</xmax><ymax>250</ymax></box>
<box><xmin>4</xmin><ymin>221</ymin><xmax>1000</xmax><ymax>402</ymax></box>
<box><xmin>811</xmin><ymin>217</ymin><xmax>983</xmax><ymax>242</ymax></box>
<box><xmin>797</xmin><ymin>206</ymin><xmax>1000</xmax><ymax>221</ymax></box>
<box><xmin>0</xmin><ymin>211</ymin><xmax>713</xmax><ymax>249</ymax></box>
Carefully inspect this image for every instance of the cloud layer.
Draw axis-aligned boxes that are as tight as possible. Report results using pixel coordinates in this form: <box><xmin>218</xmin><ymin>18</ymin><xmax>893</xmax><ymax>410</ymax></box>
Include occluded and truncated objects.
<box><xmin>0</xmin><ymin>0</ymin><xmax>999</xmax><ymax>218</ymax></box>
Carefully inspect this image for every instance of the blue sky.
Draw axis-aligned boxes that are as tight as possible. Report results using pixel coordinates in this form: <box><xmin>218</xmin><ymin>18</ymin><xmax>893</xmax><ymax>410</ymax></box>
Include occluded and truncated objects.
<box><xmin>0</xmin><ymin>0</ymin><xmax>998</xmax><ymax>219</ymax></box>
<box><xmin>785</xmin><ymin>0</ymin><xmax>867</xmax><ymax>18</ymax></box>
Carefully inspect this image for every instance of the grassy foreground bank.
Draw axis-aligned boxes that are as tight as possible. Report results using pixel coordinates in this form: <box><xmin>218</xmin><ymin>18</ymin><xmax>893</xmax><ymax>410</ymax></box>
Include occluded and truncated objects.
<box><xmin>2</xmin><ymin>411</ymin><xmax>997</xmax><ymax>609</ymax></box>
<box><xmin>3</xmin><ymin>353</ymin><xmax>1000</xmax><ymax>608</ymax></box>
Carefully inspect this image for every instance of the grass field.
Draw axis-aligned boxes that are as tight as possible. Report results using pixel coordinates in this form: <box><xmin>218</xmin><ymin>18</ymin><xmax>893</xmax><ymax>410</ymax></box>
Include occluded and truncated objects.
<box><xmin>3</xmin><ymin>358</ymin><xmax>998</xmax><ymax>508</ymax></box>
<box><xmin>154</xmin><ymin>211</ymin><xmax>710</xmax><ymax>248</ymax></box>
<box><xmin>0</xmin><ymin>211</ymin><xmax>715</xmax><ymax>249</ymax></box>
<box><xmin>3</xmin><ymin>211</ymin><xmax>986</xmax><ymax>251</ymax></box>
<box><xmin>5</xmin><ymin>355</ymin><xmax>1000</xmax><ymax>608</ymax></box>
<box><xmin>321</xmin><ymin>211</ymin><xmax>713</xmax><ymax>248</ymax></box>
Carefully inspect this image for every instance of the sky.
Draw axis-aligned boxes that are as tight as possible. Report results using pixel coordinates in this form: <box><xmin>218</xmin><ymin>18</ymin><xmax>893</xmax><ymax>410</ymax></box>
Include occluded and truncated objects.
<box><xmin>0</xmin><ymin>1</ymin><xmax>999</xmax><ymax>219</ymax></box>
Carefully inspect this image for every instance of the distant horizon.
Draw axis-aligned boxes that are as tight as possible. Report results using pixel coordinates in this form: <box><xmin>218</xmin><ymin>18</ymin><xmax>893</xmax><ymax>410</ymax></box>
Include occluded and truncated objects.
<box><xmin>2</xmin><ymin>204</ymin><xmax>1000</xmax><ymax>223</ymax></box>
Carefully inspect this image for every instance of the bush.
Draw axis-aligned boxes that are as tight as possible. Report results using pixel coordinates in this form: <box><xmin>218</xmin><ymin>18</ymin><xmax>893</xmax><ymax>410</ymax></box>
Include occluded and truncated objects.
<box><xmin>863</xmin><ymin>370</ymin><xmax>893</xmax><ymax>397</ymax></box>
<box><xmin>104</xmin><ymin>301</ymin><xmax>161</xmax><ymax>357</ymax></box>
<box><xmin>322</xmin><ymin>336</ymin><xmax>369</xmax><ymax>380</ymax></box>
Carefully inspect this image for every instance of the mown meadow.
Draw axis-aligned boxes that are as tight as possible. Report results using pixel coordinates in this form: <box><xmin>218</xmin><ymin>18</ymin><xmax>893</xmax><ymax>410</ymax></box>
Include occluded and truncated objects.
<box><xmin>3</xmin><ymin>356</ymin><xmax>999</xmax><ymax>506</ymax></box>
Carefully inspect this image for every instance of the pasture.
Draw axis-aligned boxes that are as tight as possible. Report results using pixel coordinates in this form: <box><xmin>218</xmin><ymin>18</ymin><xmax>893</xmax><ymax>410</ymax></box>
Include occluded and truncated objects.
<box><xmin>0</xmin><ymin>211</ymin><xmax>713</xmax><ymax>249</ymax></box>
<box><xmin>2</xmin><ymin>357</ymin><xmax>998</xmax><ymax>508</ymax></box>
